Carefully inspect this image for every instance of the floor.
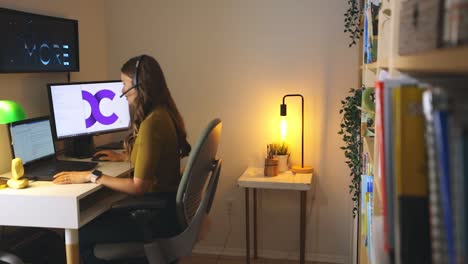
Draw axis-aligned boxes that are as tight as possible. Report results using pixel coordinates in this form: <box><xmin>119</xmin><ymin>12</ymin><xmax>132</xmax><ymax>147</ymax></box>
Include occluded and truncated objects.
<box><xmin>181</xmin><ymin>254</ymin><xmax>334</xmax><ymax>264</ymax></box>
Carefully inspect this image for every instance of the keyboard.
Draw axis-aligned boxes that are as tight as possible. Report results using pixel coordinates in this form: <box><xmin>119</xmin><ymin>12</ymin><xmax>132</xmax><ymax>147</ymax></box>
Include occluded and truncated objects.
<box><xmin>55</xmin><ymin>160</ymin><xmax>97</xmax><ymax>172</ymax></box>
<box><xmin>25</xmin><ymin>160</ymin><xmax>97</xmax><ymax>181</ymax></box>
<box><xmin>97</xmin><ymin>141</ymin><xmax>124</xmax><ymax>150</ymax></box>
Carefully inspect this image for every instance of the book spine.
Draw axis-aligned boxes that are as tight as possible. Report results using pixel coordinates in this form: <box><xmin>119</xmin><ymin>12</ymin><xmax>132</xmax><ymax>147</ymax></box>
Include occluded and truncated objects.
<box><xmin>423</xmin><ymin>90</ymin><xmax>449</xmax><ymax>264</ymax></box>
<box><xmin>393</xmin><ymin>86</ymin><xmax>431</xmax><ymax>264</ymax></box>
<box><xmin>375</xmin><ymin>81</ymin><xmax>389</xmax><ymax>253</ymax></box>
<box><xmin>383</xmin><ymin>80</ymin><xmax>396</xmax><ymax>261</ymax></box>
<box><xmin>461</xmin><ymin>131</ymin><xmax>468</xmax><ymax>263</ymax></box>
<box><xmin>433</xmin><ymin>90</ymin><xmax>455</xmax><ymax>264</ymax></box>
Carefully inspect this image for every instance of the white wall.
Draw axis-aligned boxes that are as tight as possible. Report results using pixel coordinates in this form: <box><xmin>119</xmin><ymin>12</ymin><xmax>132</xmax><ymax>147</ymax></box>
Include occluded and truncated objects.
<box><xmin>105</xmin><ymin>1</ymin><xmax>359</xmax><ymax>263</ymax></box>
<box><xmin>0</xmin><ymin>0</ymin><xmax>111</xmax><ymax>172</ymax></box>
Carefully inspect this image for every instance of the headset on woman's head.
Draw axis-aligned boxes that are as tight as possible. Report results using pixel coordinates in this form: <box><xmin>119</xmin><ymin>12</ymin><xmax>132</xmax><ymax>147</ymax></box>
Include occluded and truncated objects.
<box><xmin>120</xmin><ymin>55</ymin><xmax>145</xmax><ymax>98</ymax></box>
<box><xmin>133</xmin><ymin>55</ymin><xmax>144</xmax><ymax>88</ymax></box>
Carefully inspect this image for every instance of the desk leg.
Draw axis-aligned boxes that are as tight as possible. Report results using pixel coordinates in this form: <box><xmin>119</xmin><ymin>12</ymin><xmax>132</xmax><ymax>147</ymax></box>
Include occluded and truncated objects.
<box><xmin>253</xmin><ymin>188</ymin><xmax>258</xmax><ymax>259</ymax></box>
<box><xmin>300</xmin><ymin>191</ymin><xmax>307</xmax><ymax>264</ymax></box>
<box><xmin>65</xmin><ymin>229</ymin><xmax>80</xmax><ymax>264</ymax></box>
<box><xmin>245</xmin><ymin>188</ymin><xmax>250</xmax><ymax>264</ymax></box>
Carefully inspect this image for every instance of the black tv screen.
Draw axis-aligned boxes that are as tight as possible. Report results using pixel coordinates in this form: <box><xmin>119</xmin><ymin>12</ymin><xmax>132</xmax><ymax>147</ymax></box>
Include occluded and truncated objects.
<box><xmin>0</xmin><ymin>8</ymin><xmax>79</xmax><ymax>73</ymax></box>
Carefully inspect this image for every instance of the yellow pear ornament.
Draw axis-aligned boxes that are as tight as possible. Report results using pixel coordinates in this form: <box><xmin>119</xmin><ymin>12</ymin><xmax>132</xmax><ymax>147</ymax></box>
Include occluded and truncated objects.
<box><xmin>7</xmin><ymin>158</ymin><xmax>29</xmax><ymax>189</ymax></box>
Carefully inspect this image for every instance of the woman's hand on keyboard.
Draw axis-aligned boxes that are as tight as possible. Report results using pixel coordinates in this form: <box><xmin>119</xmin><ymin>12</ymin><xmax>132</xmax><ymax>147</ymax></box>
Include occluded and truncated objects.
<box><xmin>53</xmin><ymin>171</ymin><xmax>91</xmax><ymax>184</ymax></box>
<box><xmin>92</xmin><ymin>150</ymin><xmax>127</xmax><ymax>162</ymax></box>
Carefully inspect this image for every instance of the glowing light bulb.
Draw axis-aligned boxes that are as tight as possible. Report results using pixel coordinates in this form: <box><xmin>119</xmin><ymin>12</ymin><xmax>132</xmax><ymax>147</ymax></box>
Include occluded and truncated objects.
<box><xmin>280</xmin><ymin>116</ymin><xmax>287</xmax><ymax>140</ymax></box>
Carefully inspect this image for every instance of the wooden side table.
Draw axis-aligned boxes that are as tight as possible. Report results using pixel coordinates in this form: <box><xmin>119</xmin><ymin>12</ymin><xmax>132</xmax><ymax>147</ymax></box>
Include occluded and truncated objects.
<box><xmin>237</xmin><ymin>167</ymin><xmax>313</xmax><ymax>264</ymax></box>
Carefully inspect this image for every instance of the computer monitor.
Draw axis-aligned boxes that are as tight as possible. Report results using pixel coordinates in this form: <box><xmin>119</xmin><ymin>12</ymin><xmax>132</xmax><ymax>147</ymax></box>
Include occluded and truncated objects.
<box><xmin>47</xmin><ymin>80</ymin><xmax>130</xmax><ymax>158</ymax></box>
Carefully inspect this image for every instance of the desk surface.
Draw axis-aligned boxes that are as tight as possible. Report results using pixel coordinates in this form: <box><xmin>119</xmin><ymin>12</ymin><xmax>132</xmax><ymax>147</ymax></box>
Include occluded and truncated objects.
<box><xmin>0</xmin><ymin>160</ymin><xmax>131</xmax><ymax>229</ymax></box>
<box><xmin>237</xmin><ymin>167</ymin><xmax>313</xmax><ymax>191</ymax></box>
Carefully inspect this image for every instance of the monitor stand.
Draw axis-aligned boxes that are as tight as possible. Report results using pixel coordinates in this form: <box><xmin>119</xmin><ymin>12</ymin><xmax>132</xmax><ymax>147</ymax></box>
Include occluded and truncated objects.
<box><xmin>65</xmin><ymin>136</ymin><xmax>96</xmax><ymax>159</ymax></box>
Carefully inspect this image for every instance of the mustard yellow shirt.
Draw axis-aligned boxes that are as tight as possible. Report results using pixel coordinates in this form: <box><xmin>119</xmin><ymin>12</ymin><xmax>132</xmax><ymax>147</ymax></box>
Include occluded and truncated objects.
<box><xmin>130</xmin><ymin>107</ymin><xmax>180</xmax><ymax>192</ymax></box>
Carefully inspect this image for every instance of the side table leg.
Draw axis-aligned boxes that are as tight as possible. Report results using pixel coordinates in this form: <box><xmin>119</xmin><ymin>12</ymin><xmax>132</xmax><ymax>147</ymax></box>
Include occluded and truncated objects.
<box><xmin>253</xmin><ymin>188</ymin><xmax>258</xmax><ymax>259</ymax></box>
<box><xmin>300</xmin><ymin>191</ymin><xmax>307</xmax><ymax>264</ymax></box>
<box><xmin>245</xmin><ymin>188</ymin><xmax>250</xmax><ymax>264</ymax></box>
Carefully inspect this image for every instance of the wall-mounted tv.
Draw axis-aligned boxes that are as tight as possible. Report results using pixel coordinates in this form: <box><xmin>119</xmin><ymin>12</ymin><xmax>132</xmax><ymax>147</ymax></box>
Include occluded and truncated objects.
<box><xmin>0</xmin><ymin>7</ymin><xmax>79</xmax><ymax>73</ymax></box>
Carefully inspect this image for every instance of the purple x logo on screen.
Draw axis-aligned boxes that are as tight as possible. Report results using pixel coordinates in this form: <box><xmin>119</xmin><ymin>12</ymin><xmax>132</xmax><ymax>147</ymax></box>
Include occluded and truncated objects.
<box><xmin>82</xmin><ymin>90</ymin><xmax>119</xmax><ymax>128</ymax></box>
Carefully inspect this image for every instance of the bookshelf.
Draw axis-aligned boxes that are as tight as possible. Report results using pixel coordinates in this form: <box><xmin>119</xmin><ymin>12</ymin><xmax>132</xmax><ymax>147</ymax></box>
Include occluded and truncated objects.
<box><xmin>360</xmin><ymin>60</ymin><xmax>389</xmax><ymax>71</ymax></box>
<box><xmin>393</xmin><ymin>46</ymin><xmax>468</xmax><ymax>73</ymax></box>
<box><xmin>357</xmin><ymin>1</ymin><xmax>468</xmax><ymax>264</ymax></box>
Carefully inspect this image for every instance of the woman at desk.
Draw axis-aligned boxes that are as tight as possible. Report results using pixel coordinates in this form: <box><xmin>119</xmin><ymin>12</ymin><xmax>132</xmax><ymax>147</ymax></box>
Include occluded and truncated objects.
<box><xmin>53</xmin><ymin>54</ymin><xmax>191</xmax><ymax>263</ymax></box>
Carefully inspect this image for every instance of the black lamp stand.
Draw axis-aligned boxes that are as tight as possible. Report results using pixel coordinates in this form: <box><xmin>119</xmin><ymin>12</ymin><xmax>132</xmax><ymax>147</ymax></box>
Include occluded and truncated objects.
<box><xmin>280</xmin><ymin>94</ymin><xmax>313</xmax><ymax>173</ymax></box>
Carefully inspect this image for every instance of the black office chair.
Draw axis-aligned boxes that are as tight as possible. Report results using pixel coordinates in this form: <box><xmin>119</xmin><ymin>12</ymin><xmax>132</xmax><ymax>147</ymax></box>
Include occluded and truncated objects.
<box><xmin>0</xmin><ymin>227</ymin><xmax>66</xmax><ymax>264</ymax></box>
<box><xmin>94</xmin><ymin>118</ymin><xmax>223</xmax><ymax>264</ymax></box>
<box><xmin>0</xmin><ymin>251</ymin><xmax>23</xmax><ymax>264</ymax></box>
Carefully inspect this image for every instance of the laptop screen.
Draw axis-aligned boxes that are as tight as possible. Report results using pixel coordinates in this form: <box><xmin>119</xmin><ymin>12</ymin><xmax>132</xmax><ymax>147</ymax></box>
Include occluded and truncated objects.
<box><xmin>9</xmin><ymin>117</ymin><xmax>55</xmax><ymax>165</ymax></box>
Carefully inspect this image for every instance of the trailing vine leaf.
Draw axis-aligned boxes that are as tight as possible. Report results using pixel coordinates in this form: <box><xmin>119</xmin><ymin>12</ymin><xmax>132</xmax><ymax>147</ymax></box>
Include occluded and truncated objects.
<box><xmin>383</xmin><ymin>8</ymin><xmax>391</xmax><ymax>16</ymax></box>
<box><xmin>344</xmin><ymin>0</ymin><xmax>363</xmax><ymax>47</ymax></box>
<box><xmin>338</xmin><ymin>88</ymin><xmax>362</xmax><ymax>218</ymax></box>
<box><xmin>381</xmin><ymin>8</ymin><xmax>392</xmax><ymax>28</ymax></box>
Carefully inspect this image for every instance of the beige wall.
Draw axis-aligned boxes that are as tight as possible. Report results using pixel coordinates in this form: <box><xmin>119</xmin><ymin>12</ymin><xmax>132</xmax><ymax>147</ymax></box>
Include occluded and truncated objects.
<box><xmin>0</xmin><ymin>0</ymin><xmax>111</xmax><ymax>171</ymax></box>
<box><xmin>105</xmin><ymin>1</ymin><xmax>359</xmax><ymax>263</ymax></box>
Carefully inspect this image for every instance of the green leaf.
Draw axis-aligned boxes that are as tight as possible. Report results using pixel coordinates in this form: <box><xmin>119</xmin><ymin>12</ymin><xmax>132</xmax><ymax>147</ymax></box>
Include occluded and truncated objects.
<box><xmin>383</xmin><ymin>9</ymin><xmax>391</xmax><ymax>17</ymax></box>
<box><xmin>338</xmin><ymin>86</ymin><xmax>362</xmax><ymax>216</ymax></box>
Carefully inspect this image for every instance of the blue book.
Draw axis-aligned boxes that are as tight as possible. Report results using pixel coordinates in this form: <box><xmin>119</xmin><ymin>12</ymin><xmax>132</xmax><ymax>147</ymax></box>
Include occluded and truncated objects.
<box><xmin>434</xmin><ymin>108</ymin><xmax>455</xmax><ymax>264</ymax></box>
<box><xmin>367</xmin><ymin>177</ymin><xmax>374</xmax><ymax>260</ymax></box>
<box><xmin>423</xmin><ymin>90</ymin><xmax>449</xmax><ymax>263</ymax></box>
<box><xmin>363</xmin><ymin>1</ymin><xmax>370</xmax><ymax>63</ymax></box>
<box><xmin>462</xmin><ymin>132</ymin><xmax>468</xmax><ymax>262</ymax></box>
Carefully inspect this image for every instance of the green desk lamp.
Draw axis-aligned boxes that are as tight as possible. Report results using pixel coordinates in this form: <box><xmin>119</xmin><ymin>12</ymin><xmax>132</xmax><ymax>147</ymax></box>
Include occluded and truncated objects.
<box><xmin>0</xmin><ymin>100</ymin><xmax>26</xmax><ymax>124</ymax></box>
<box><xmin>0</xmin><ymin>100</ymin><xmax>26</xmax><ymax>189</ymax></box>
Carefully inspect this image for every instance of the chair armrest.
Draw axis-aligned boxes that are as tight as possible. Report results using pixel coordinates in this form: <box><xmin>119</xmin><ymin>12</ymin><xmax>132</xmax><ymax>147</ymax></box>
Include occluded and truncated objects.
<box><xmin>0</xmin><ymin>251</ymin><xmax>25</xmax><ymax>264</ymax></box>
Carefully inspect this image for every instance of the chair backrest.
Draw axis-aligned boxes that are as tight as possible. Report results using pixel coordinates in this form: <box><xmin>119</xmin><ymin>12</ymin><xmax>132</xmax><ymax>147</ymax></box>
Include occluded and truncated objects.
<box><xmin>175</xmin><ymin>118</ymin><xmax>222</xmax><ymax>229</ymax></box>
<box><xmin>144</xmin><ymin>119</ymin><xmax>222</xmax><ymax>263</ymax></box>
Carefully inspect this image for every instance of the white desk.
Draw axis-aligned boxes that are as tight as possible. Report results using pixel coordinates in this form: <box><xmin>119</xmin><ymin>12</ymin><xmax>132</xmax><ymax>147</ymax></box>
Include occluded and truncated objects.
<box><xmin>0</xmin><ymin>160</ymin><xmax>132</xmax><ymax>264</ymax></box>
<box><xmin>238</xmin><ymin>167</ymin><xmax>313</xmax><ymax>264</ymax></box>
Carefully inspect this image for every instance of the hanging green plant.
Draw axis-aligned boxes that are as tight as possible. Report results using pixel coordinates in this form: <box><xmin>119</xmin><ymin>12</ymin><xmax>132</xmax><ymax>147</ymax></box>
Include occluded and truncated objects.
<box><xmin>338</xmin><ymin>87</ymin><xmax>362</xmax><ymax>217</ymax></box>
<box><xmin>344</xmin><ymin>0</ymin><xmax>363</xmax><ymax>47</ymax></box>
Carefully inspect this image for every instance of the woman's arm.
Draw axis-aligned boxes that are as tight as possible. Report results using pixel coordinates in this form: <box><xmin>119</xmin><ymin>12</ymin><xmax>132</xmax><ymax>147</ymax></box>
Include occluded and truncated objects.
<box><xmin>96</xmin><ymin>175</ymin><xmax>152</xmax><ymax>195</ymax></box>
<box><xmin>53</xmin><ymin>171</ymin><xmax>152</xmax><ymax>195</ymax></box>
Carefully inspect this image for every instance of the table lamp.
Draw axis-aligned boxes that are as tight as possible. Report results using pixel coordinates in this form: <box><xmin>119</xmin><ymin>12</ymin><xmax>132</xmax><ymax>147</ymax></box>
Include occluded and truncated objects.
<box><xmin>0</xmin><ymin>100</ymin><xmax>26</xmax><ymax>124</ymax></box>
<box><xmin>280</xmin><ymin>94</ymin><xmax>313</xmax><ymax>173</ymax></box>
<box><xmin>0</xmin><ymin>100</ymin><xmax>27</xmax><ymax>189</ymax></box>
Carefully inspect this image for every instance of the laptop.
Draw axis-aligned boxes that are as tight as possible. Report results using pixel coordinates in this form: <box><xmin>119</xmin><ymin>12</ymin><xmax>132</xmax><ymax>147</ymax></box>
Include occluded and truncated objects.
<box><xmin>7</xmin><ymin>116</ymin><xmax>97</xmax><ymax>181</ymax></box>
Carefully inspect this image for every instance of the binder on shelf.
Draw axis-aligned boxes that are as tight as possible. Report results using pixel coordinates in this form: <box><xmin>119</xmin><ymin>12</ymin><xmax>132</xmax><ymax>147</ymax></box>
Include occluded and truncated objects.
<box><xmin>381</xmin><ymin>79</ymin><xmax>412</xmax><ymax>260</ymax></box>
<box><xmin>450</xmin><ymin>87</ymin><xmax>468</xmax><ymax>264</ymax></box>
<box><xmin>393</xmin><ymin>86</ymin><xmax>431</xmax><ymax>264</ymax></box>
<box><xmin>422</xmin><ymin>89</ymin><xmax>449</xmax><ymax>264</ymax></box>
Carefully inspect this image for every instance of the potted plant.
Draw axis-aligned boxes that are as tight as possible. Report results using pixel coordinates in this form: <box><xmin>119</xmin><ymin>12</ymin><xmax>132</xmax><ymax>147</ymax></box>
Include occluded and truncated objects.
<box><xmin>338</xmin><ymin>88</ymin><xmax>362</xmax><ymax>217</ymax></box>
<box><xmin>270</xmin><ymin>142</ymin><xmax>290</xmax><ymax>172</ymax></box>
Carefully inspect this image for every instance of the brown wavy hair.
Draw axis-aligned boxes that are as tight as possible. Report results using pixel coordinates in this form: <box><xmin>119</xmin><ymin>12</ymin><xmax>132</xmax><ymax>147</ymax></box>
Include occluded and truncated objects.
<box><xmin>121</xmin><ymin>55</ymin><xmax>191</xmax><ymax>158</ymax></box>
